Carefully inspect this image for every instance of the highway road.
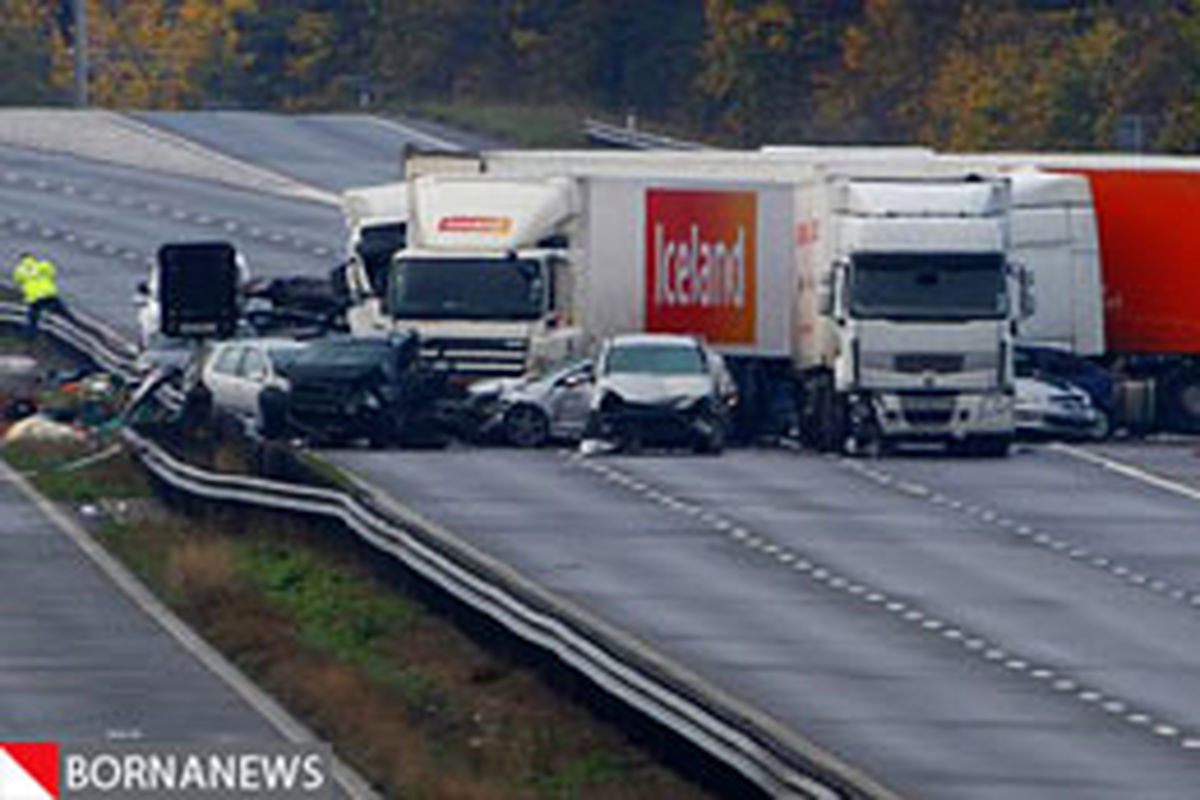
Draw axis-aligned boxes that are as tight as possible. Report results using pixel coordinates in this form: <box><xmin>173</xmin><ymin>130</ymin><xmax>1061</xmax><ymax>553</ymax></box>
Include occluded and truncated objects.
<box><xmin>0</xmin><ymin>140</ymin><xmax>341</xmax><ymax>338</ymax></box>
<box><xmin>1</xmin><ymin>111</ymin><xmax>1199</xmax><ymax>798</ymax></box>
<box><xmin>132</xmin><ymin>111</ymin><xmax>492</xmax><ymax>191</ymax></box>
<box><xmin>0</xmin><ymin>466</ymin><xmax>281</xmax><ymax>744</ymax></box>
<box><xmin>329</xmin><ymin>445</ymin><xmax>1200</xmax><ymax>799</ymax></box>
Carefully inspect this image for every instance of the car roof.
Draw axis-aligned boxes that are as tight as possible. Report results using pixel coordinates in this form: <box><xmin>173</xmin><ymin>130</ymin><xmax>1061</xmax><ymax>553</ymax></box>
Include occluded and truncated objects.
<box><xmin>606</xmin><ymin>333</ymin><xmax>700</xmax><ymax>348</ymax></box>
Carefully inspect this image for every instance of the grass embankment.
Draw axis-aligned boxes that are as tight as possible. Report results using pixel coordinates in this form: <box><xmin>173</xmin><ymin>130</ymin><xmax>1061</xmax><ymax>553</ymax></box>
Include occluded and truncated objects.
<box><xmin>410</xmin><ymin>102</ymin><xmax>592</xmax><ymax>149</ymax></box>
<box><xmin>4</xmin><ymin>431</ymin><xmax>717</xmax><ymax>800</ymax></box>
<box><xmin>407</xmin><ymin>101</ymin><xmax>713</xmax><ymax>151</ymax></box>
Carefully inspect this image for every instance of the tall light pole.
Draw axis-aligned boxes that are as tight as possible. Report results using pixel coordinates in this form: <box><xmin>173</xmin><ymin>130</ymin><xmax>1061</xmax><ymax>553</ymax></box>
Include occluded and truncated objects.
<box><xmin>73</xmin><ymin>0</ymin><xmax>88</xmax><ymax>107</ymax></box>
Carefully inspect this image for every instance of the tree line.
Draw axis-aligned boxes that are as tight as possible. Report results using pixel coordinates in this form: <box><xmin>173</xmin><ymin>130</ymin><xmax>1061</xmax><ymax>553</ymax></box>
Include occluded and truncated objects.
<box><xmin>3</xmin><ymin>0</ymin><xmax>1199</xmax><ymax>152</ymax></box>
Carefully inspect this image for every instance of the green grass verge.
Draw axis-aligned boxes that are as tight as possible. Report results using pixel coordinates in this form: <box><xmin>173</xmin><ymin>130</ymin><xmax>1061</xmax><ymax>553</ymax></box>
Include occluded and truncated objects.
<box><xmin>412</xmin><ymin>102</ymin><xmax>591</xmax><ymax>148</ymax></box>
<box><xmin>7</xmin><ymin>439</ymin><xmax>151</xmax><ymax>502</ymax></box>
<box><xmin>238</xmin><ymin>537</ymin><xmax>416</xmax><ymax>663</ymax></box>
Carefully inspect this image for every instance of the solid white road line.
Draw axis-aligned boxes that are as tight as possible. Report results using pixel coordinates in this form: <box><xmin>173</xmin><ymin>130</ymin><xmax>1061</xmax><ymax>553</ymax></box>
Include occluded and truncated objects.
<box><xmin>1052</xmin><ymin>443</ymin><xmax>1200</xmax><ymax>504</ymax></box>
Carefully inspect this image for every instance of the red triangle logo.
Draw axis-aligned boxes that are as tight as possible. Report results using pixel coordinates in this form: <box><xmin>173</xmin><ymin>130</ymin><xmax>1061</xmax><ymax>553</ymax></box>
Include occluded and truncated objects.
<box><xmin>2</xmin><ymin>743</ymin><xmax>59</xmax><ymax>797</ymax></box>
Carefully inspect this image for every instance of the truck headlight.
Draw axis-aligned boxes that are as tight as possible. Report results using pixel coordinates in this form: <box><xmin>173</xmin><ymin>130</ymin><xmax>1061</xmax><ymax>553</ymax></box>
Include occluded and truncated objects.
<box><xmin>979</xmin><ymin>394</ymin><xmax>1012</xmax><ymax>418</ymax></box>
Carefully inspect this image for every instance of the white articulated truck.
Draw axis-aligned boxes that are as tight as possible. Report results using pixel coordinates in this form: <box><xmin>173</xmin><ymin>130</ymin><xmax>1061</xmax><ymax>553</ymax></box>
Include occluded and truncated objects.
<box><xmin>792</xmin><ymin>173</ymin><xmax>1028</xmax><ymax>453</ymax></box>
<box><xmin>347</xmin><ymin>153</ymin><xmax>1027</xmax><ymax>451</ymax></box>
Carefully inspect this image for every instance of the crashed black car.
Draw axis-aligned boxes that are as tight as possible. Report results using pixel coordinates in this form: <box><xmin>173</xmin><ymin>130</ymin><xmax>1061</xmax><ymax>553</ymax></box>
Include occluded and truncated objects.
<box><xmin>261</xmin><ymin>332</ymin><xmax>445</xmax><ymax>447</ymax></box>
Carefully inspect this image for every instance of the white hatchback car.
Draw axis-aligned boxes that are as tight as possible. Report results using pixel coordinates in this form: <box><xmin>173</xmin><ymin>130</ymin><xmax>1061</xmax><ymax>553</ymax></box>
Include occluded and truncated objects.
<box><xmin>586</xmin><ymin>333</ymin><xmax>736</xmax><ymax>454</ymax></box>
<box><xmin>200</xmin><ymin>338</ymin><xmax>307</xmax><ymax>430</ymax></box>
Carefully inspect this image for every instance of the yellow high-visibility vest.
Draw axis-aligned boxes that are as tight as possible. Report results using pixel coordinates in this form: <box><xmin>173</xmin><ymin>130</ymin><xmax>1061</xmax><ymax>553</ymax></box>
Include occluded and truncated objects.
<box><xmin>12</xmin><ymin>255</ymin><xmax>58</xmax><ymax>304</ymax></box>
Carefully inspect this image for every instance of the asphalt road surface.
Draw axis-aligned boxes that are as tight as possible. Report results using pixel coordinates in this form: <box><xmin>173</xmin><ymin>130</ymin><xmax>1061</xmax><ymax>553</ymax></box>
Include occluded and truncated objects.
<box><xmin>132</xmin><ymin>111</ymin><xmax>494</xmax><ymax>192</ymax></box>
<box><xmin>0</xmin><ymin>469</ymin><xmax>279</xmax><ymax>743</ymax></box>
<box><xmin>330</xmin><ymin>445</ymin><xmax>1200</xmax><ymax>800</ymax></box>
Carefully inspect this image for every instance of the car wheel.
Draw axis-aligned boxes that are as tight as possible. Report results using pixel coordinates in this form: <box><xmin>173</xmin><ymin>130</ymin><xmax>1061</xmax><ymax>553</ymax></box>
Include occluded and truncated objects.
<box><xmin>693</xmin><ymin>414</ymin><xmax>726</xmax><ymax>455</ymax></box>
<box><xmin>258</xmin><ymin>388</ymin><xmax>289</xmax><ymax>440</ymax></box>
<box><xmin>1090</xmin><ymin>409</ymin><xmax>1112</xmax><ymax>441</ymax></box>
<box><xmin>503</xmin><ymin>404</ymin><xmax>551</xmax><ymax>448</ymax></box>
<box><xmin>180</xmin><ymin>385</ymin><xmax>213</xmax><ymax>429</ymax></box>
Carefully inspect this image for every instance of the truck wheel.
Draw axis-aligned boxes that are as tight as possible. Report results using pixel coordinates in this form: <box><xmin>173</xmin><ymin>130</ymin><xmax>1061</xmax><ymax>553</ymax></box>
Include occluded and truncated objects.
<box><xmin>503</xmin><ymin>404</ymin><xmax>550</xmax><ymax>448</ymax></box>
<box><xmin>816</xmin><ymin>386</ymin><xmax>847</xmax><ymax>453</ymax></box>
<box><xmin>1162</xmin><ymin>370</ymin><xmax>1200</xmax><ymax>433</ymax></box>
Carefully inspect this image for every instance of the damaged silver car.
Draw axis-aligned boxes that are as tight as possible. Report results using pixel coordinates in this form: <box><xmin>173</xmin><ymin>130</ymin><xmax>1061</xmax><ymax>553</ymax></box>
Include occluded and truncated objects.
<box><xmin>465</xmin><ymin>357</ymin><xmax>595</xmax><ymax>447</ymax></box>
<box><xmin>585</xmin><ymin>334</ymin><xmax>735</xmax><ymax>455</ymax></box>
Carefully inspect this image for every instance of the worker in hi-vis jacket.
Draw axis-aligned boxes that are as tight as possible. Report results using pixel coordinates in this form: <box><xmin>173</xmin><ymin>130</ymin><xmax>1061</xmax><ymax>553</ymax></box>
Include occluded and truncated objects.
<box><xmin>13</xmin><ymin>251</ymin><xmax>74</xmax><ymax>339</ymax></box>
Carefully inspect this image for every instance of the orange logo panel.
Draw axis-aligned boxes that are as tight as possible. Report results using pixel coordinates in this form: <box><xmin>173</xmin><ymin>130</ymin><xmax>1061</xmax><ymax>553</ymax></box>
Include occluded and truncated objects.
<box><xmin>437</xmin><ymin>216</ymin><xmax>512</xmax><ymax>235</ymax></box>
<box><xmin>646</xmin><ymin>190</ymin><xmax>757</xmax><ymax>345</ymax></box>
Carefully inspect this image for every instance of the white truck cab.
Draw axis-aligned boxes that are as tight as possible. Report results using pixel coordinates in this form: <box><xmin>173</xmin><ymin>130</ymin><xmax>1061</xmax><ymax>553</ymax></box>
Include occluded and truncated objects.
<box><xmin>795</xmin><ymin>174</ymin><xmax>1032</xmax><ymax>453</ymax></box>
<box><xmin>348</xmin><ymin>176</ymin><xmax>581</xmax><ymax>381</ymax></box>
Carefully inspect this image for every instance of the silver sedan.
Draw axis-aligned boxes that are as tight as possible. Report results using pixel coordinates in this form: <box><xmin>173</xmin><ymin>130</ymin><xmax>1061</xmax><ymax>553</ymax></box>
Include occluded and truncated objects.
<box><xmin>465</xmin><ymin>358</ymin><xmax>594</xmax><ymax>447</ymax></box>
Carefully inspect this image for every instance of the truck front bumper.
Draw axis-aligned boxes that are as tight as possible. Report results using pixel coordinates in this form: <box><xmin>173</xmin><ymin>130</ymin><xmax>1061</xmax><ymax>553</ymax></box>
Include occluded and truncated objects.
<box><xmin>869</xmin><ymin>391</ymin><xmax>1014</xmax><ymax>441</ymax></box>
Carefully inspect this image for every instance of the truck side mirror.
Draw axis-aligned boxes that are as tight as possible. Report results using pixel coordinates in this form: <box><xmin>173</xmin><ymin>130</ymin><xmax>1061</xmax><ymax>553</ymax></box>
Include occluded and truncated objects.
<box><xmin>817</xmin><ymin>278</ymin><xmax>834</xmax><ymax>317</ymax></box>
<box><xmin>1019</xmin><ymin>265</ymin><xmax>1036</xmax><ymax>320</ymax></box>
<box><xmin>818</xmin><ymin>261</ymin><xmax>846</xmax><ymax>317</ymax></box>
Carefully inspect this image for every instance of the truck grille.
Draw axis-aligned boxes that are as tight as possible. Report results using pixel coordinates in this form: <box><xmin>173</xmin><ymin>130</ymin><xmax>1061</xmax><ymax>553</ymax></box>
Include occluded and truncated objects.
<box><xmin>900</xmin><ymin>394</ymin><xmax>956</xmax><ymax>426</ymax></box>
<box><xmin>420</xmin><ymin>336</ymin><xmax>528</xmax><ymax>377</ymax></box>
<box><xmin>894</xmin><ymin>353</ymin><xmax>966</xmax><ymax>374</ymax></box>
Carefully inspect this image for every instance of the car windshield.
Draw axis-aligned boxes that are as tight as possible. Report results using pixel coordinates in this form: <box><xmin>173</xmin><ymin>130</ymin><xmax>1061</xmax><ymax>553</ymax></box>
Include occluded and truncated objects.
<box><xmin>389</xmin><ymin>257</ymin><xmax>545</xmax><ymax>320</ymax></box>
<box><xmin>604</xmin><ymin>342</ymin><xmax>706</xmax><ymax>375</ymax></box>
<box><xmin>849</xmin><ymin>253</ymin><xmax>1008</xmax><ymax>321</ymax></box>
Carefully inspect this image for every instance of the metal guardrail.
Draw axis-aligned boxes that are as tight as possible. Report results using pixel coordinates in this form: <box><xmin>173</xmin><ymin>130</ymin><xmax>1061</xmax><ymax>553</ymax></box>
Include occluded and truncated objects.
<box><xmin>0</xmin><ymin>299</ymin><xmax>139</xmax><ymax>380</ymax></box>
<box><xmin>583</xmin><ymin>117</ymin><xmax>708</xmax><ymax>151</ymax></box>
<box><xmin>7</xmin><ymin>303</ymin><xmax>894</xmax><ymax>800</ymax></box>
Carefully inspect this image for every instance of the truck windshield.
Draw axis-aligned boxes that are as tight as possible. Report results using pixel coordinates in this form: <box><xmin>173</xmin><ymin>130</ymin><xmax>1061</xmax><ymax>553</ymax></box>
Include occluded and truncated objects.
<box><xmin>357</xmin><ymin>223</ymin><xmax>407</xmax><ymax>295</ymax></box>
<box><xmin>389</xmin><ymin>257</ymin><xmax>545</xmax><ymax>320</ymax></box>
<box><xmin>849</xmin><ymin>253</ymin><xmax>1008</xmax><ymax>321</ymax></box>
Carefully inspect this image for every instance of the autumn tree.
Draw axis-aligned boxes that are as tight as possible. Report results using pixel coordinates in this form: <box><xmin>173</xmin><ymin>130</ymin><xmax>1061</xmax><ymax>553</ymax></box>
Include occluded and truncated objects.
<box><xmin>234</xmin><ymin>0</ymin><xmax>376</xmax><ymax>109</ymax></box>
<box><xmin>816</xmin><ymin>0</ymin><xmax>961</xmax><ymax>143</ymax></box>
<box><xmin>0</xmin><ymin>0</ymin><xmax>68</xmax><ymax>105</ymax></box>
<box><xmin>698</xmin><ymin>0</ymin><xmax>797</xmax><ymax>144</ymax></box>
<box><xmin>80</xmin><ymin>0</ymin><xmax>254</xmax><ymax>109</ymax></box>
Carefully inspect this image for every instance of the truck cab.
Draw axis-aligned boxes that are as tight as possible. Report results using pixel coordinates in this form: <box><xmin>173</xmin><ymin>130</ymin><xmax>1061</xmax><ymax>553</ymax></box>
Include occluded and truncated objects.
<box><xmin>798</xmin><ymin>176</ymin><xmax>1031</xmax><ymax>453</ymax></box>
<box><xmin>348</xmin><ymin>176</ymin><xmax>582</xmax><ymax>383</ymax></box>
<box><xmin>341</xmin><ymin>183</ymin><xmax>408</xmax><ymax>336</ymax></box>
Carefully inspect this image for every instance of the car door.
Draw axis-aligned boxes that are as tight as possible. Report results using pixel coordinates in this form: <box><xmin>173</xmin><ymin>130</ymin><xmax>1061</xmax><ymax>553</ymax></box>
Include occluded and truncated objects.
<box><xmin>231</xmin><ymin>346</ymin><xmax>270</xmax><ymax>416</ymax></box>
<box><xmin>546</xmin><ymin>360</ymin><xmax>594</xmax><ymax>439</ymax></box>
<box><xmin>204</xmin><ymin>344</ymin><xmax>245</xmax><ymax>413</ymax></box>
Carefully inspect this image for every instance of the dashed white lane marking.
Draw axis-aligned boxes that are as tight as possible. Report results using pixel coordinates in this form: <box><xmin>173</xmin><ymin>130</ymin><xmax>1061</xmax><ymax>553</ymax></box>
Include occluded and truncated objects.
<box><xmin>836</xmin><ymin>457</ymin><xmax>1200</xmax><ymax>615</ymax></box>
<box><xmin>565</xmin><ymin>453</ymin><xmax>1200</xmax><ymax>753</ymax></box>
